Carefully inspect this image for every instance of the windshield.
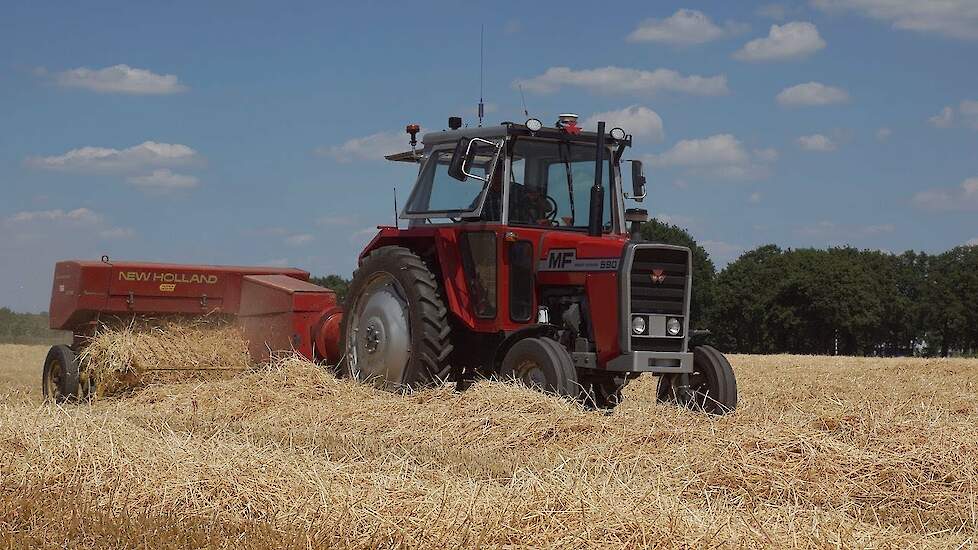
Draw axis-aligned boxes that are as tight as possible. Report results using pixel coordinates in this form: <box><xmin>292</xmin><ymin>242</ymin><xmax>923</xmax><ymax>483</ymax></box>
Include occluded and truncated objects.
<box><xmin>508</xmin><ymin>138</ymin><xmax>613</xmax><ymax>230</ymax></box>
<box><xmin>403</xmin><ymin>141</ymin><xmax>500</xmax><ymax>217</ymax></box>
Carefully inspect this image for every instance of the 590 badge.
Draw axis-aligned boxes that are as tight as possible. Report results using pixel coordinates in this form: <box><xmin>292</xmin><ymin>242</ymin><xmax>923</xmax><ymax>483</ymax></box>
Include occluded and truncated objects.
<box><xmin>538</xmin><ymin>249</ymin><xmax>619</xmax><ymax>272</ymax></box>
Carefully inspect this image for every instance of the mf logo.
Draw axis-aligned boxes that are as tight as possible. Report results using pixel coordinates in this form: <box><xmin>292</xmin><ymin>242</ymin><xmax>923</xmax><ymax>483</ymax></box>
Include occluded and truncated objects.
<box><xmin>650</xmin><ymin>269</ymin><xmax>667</xmax><ymax>284</ymax></box>
<box><xmin>547</xmin><ymin>249</ymin><xmax>576</xmax><ymax>269</ymax></box>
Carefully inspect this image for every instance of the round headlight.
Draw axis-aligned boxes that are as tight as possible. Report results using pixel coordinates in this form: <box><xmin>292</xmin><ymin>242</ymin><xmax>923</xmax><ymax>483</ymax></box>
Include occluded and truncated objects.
<box><xmin>610</xmin><ymin>127</ymin><xmax>626</xmax><ymax>140</ymax></box>
<box><xmin>525</xmin><ymin>118</ymin><xmax>543</xmax><ymax>132</ymax></box>
<box><xmin>667</xmin><ymin>317</ymin><xmax>682</xmax><ymax>336</ymax></box>
<box><xmin>632</xmin><ymin>316</ymin><xmax>646</xmax><ymax>335</ymax></box>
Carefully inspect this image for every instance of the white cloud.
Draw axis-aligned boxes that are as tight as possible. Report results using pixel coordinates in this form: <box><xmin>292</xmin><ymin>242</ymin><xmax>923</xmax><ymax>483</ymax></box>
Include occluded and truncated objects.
<box><xmin>517</xmin><ymin>66</ymin><xmax>728</xmax><ymax>97</ymax></box>
<box><xmin>811</xmin><ymin>0</ymin><xmax>978</xmax><ymax>40</ymax></box>
<box><xmin>930</xmin><ymin>100</ymin><xmax>978</xmax><ymax>129</ymax></box>
<box><xmin>26</xmin><ymin>141</ymin><xmax>199</xmax><ymax>173</ymax></box>
<box><xmin>734</xmin><ymin>22</ymin><xmax>826</xmax><ymax>61</ymax></box>
<box><xmin>757</xmin><ymin>4</ymin><xmax>789</xmax><ymax>20</ymax></box>
<box><xmin>649</xmin><ymin>134</ymin><xmax>772</xmax><ymax>181</ymax></box>
<box><xmin>126</xmin><ymin>169</ymin><xmax>199</xmax><ymax>190</ymax></box>
<box><xmin>776</xmin><ymin>82</ymin><xmax>850</xmax><ymax>106</ymax></box>
<box><xmin>912</xmin><ymin>177</ymin><xmax>978</xmax><ymax>211</ymax></box>
<box><xmin>651</xmin><ymin>134</ymin><xmax>749</xmax><ymax>167</ymax></box>
<box><xmin>797</xmin><ymin>134</ymin><xmax>838</xmax><ymax>151</ymax></box>
<box><xmin>284</xmin><ymin>234</ymin><xmax>314</xmax><ymax>247</ymax></box>
<box><xmin>52</xmin><ymin>64</ymin><xmax>186</xmax><ymax>94</ymax></box>
<box><xmin>317</xmin><ymin>131</ymin><xmax>409</xmax><ymax>162</ymax></box>
<box><xmin>582</xmin><ymin>106</ymin><xmax>664</xmax><ymax>141</ymax></box>
<box><xmin>876</xmin><ymin>127</ymin><xmax>892</xmax><ymax>141</ymax></box>
<box><xmin>627</xmin><ymin>9</ymin><xmax>746</xmax><ymax>46</ymax></box>
<box><xmin>967</xmin><ymin>237</ymin><xmax>978</xmax><ymax>246</ymax></box>
<box><xmin>753</xmin><ymin>148</ymin><xmax>779</xmax><ymax>162</ymax></box>
<box><xmin>749</xmin><ymin>192</ymin><xmax>763</xmax><ymax>204</ymax></box>
<box><xmin>929</xmin><ymin>106</ymin><xmax>955</xmax><ymax>128</ymax></box>
<box><xmin>99</xmin><ymin>227</ymin><xmax>135</xmax><ymax>239</ymax></box>
<box><xmin>5</xmin><ymin>208</ymin><xmax>101</xmax><ymax>225</ymax></box>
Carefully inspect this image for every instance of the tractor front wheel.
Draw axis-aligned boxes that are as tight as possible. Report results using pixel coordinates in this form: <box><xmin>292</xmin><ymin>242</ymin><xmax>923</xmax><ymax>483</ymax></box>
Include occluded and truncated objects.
<box><xmin>42</xmin><ymin>345</ymin><xmax>80</xmax><ymax>403</ymax></box>
<box><xmin>657</xmin><ymin>345</ymin><xmax>737</xmax><ymax>414</ymax></box>
<box><xmin>341</xmin><ymin>246</ymin><xmax>453</xmax><ymax>390</ymax></box>
<box><xmin>499</xmin><ymin>337</ymin><xmax>580</xmax><ymax>398</ymax></box>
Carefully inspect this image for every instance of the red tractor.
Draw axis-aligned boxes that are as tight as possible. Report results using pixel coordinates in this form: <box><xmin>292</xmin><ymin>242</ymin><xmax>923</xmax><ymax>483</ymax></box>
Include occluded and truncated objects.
<box><xmin>41</xmin><ymin>114</ymin><xmax>737</xmax><ymax>413</ymax></box>
<box><xmin>341</xmin><ymin>114</ymin><xmax>737</xmax><ymax>411</ymax></box>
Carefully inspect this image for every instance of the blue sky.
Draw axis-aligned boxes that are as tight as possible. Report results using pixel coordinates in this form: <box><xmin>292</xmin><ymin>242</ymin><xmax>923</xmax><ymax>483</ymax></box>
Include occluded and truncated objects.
<box><xmin>2</xmin><ymin>1</ymin><xmax>977</xmax><ymax>312</ymax></box>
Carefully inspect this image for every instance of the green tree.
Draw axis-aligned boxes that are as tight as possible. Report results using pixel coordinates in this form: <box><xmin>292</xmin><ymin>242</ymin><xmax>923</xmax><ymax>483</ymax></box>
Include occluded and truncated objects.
<box><xmin>309</xmin><ymin>274</ymin><xmax>351</xmax><ymax>304</ymax></box>
<box><xmin>922</xmin><ymin>246</ymin><xmax>978</xmax><ymax>356</ymax></box>
<box><xmin>710</xmin><ymin>244</ymin><xmax>785</xmax><ymax>353</ymax></box>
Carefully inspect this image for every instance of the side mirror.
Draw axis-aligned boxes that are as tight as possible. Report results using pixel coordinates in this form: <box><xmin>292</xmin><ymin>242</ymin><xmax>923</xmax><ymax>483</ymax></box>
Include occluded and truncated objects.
<box><xmin>626</xmin><ymin>160</ymin><xmax>647</xmax><ymax>201</ymax></box>
<box><xmin>447</xmin><ymin>138</ymin><xmax>499</xmax><ymax>183</ymax></box>
<box><xmin>447</xmin><ymin>139</ymin><xmax>470</xmax><ymax>182</ymax></box>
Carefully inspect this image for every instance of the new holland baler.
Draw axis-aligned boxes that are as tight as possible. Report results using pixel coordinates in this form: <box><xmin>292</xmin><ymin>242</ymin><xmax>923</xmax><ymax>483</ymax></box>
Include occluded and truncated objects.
<box><xmin>43</xmin><ymin>258</ymin><xmax>344</xmax><ymax>401</ymax></box>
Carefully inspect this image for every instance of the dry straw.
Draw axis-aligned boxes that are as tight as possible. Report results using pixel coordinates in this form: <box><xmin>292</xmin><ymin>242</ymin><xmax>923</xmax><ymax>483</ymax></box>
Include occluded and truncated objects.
<box><xmin>1</xmin><ymin>329</ymin><xmax>977</xmax><ymax>547</ymax></box>
<box><xmin>77</xmin><ymin>316</ymin><xmax>252</xmax><ymax>396</ymax></box>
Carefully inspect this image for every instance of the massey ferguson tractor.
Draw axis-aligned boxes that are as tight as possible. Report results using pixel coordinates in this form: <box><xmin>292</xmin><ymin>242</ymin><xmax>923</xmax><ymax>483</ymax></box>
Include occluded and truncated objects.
<box><xmin>41</xmin><ymin>114</ymin><xmax>737</xmax><ymax>413</ymax></box>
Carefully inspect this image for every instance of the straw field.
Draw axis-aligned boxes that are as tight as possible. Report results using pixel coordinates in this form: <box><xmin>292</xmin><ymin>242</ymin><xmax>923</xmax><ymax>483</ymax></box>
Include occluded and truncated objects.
<box><xmin>1</xmin><ymin>341</ymin><xmax>977</xmax><ymax>548</ymax></box>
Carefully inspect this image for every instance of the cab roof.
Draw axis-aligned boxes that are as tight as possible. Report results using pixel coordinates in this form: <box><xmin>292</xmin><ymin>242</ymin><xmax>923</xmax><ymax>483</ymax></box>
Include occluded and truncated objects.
<box><xmin>384</xmin><ymin>122</ymin><xmax>631</xmax><ymax>162</ymax></box>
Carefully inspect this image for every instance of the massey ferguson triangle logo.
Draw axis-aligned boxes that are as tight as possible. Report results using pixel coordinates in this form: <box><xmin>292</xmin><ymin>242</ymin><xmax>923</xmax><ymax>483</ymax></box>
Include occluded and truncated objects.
<box><xmin>650</xmin><ymin>269</ymin><xmax>666</xmax><ymax>284</ymax></box>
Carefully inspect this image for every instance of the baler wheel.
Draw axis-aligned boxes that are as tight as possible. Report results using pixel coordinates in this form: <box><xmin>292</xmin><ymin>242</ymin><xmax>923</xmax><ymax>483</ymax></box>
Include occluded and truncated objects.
<box><xmin>656</xmin><ymin>345</ymin><xmax>737</xmax><ymax>415</ymax></box>
<box><xmin>341</xmin><ymin>246</ymin><xmax>454</xmax><ymax>390</ymax></box>
<box><xmin>499</xmin><ymin>337</ymin><xmax>580</xmax><ymax>398</ymax></box>
<box><xmin>42</xmin><ymin>345</ymin><xmax>80</xmax><ymax>404</ymax></box>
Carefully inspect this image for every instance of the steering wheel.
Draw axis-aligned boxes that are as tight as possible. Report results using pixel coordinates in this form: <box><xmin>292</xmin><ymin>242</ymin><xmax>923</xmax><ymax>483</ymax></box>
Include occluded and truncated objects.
<box><xmin>524</xmin><ymin>191</ymin><xmax>559</xmax><ymax>225</ymax></box>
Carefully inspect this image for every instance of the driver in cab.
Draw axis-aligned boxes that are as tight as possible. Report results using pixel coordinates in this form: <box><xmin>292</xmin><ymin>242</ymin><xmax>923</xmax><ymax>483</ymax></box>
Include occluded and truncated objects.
<box><xmin>480</xmin><ymin>168</ymin><xmax>555</xmax><ymax>226</ymax></box>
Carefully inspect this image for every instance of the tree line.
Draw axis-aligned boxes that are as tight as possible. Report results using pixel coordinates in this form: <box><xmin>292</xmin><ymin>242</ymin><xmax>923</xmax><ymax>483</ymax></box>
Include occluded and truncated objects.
<box><xmin>641</xmin><ymin>220</ymin><xmax>978</xmax><ymax>357</ymax></box>
<box><xmin>0</xmin><ymin>309</ymin><xmax>68</xmax><ymax>345</ymax></box>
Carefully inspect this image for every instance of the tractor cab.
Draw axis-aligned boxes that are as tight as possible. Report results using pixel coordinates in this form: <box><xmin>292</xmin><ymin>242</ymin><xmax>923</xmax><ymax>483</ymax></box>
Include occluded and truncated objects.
<box><xmin>390</xmin><ymin>115</ymin><xmax>648</xmax><ymax>238</ymax></box>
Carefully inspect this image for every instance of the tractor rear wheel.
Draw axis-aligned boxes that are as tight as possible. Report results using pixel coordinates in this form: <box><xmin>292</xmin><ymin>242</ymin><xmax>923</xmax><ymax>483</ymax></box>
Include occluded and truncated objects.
<box><xmin>341</xmin><ymin>246</ymin><xmax>453</xmax><ymax>390</ymax></box>
<box><xmin>657</xmin><ymin>345</ymin><xmax>737</xmax><ymax>414</ymax></box>
<box><xmin>42</xmin><ymin>345</ymin><xmax>80</xmax><ymax>403</ymax></box>
<box><xmin>499</xmin><ymin>337</ymin><xmax>580</xmax><ymax>398</ymax></box>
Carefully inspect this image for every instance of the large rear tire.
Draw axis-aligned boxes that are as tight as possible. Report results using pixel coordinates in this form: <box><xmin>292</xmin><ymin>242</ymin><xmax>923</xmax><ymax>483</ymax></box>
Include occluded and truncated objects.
<box><xmin>499</xmin><ymin>337</ymin><xmax>580</xmax><ymax>398</ymax></box>
<box><xmin>657</xmin><ymin>345</ymin><xmax>737</xmax><ymax>414</ymax></box>
<box><xmin>42</xmin><ymin>345</ymin><xmax>80</xmax><ymax>403</ymax></box>
<box><xmin>341</xmin><ymin>246</ymin><xmax>453</xmax><ymax>390</ymax></box>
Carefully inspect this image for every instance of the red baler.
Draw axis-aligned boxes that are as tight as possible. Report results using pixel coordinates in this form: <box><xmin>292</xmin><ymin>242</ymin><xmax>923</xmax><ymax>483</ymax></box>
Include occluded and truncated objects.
<box><xmin>49</xmin><ymin>259</ymin><xmax>344</xmax><ymax>364</ymax></box>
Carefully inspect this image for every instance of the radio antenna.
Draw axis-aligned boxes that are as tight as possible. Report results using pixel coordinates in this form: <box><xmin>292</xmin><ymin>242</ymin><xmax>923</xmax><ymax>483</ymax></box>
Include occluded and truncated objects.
<box><xmin>392</xmin><ymin>183</ymin><xmax>398</xmax><ymax>229</ymax></box>
<box><xmin>478</xmin><ymin>24</ymin><xmax>485</xmax><ymax>127</ymax></box>
<box><xmin>519</xmin><ymin>83</ymin><xmax>529</xmax><ymax>117</ymax></box>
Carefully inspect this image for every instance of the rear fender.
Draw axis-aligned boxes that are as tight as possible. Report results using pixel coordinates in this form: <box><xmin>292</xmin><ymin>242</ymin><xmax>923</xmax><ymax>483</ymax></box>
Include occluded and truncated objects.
<box><xmin>358</xmin><ymin>226</ymin><xmax>478</xmax><ymax>331</ymax></box>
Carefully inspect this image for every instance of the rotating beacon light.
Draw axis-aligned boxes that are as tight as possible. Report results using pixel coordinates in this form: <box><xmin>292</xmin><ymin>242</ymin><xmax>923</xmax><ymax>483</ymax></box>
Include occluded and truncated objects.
<box><xmin>405</xmin><ymin>123</ymin><xmax>421</xmax><ymax>158</ymax></box>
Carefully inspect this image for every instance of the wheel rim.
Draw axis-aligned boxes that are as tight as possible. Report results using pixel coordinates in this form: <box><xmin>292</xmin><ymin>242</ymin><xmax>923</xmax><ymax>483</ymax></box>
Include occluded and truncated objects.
<box><xmin>46</xmin><ymin>359</ymin><xmax>63</xmax><ymax>399</ymax></box>
<box><xmin>515</xmin><ymin>358</ymin><xmax>549</xmax><ymax>389</ymax></box>
<box><xmin>347</xmin><ymin>272</ymin><xmax>411</xmax><ymax>389</ymax></box>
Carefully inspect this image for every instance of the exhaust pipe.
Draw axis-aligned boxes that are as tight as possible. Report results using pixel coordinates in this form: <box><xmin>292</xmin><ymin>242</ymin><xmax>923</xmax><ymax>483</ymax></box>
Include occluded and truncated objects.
<box><xmin>588</xmin><ymin>121</ymin><xmax>606</xmax><ymax>237</ymax></box>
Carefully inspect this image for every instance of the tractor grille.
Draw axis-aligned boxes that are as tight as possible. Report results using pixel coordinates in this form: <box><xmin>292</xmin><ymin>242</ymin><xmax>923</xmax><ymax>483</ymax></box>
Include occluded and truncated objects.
<box><xmin>627</xmin><ymin>246</ymin><xmax>689</xmax><ymax>352</ymax></box>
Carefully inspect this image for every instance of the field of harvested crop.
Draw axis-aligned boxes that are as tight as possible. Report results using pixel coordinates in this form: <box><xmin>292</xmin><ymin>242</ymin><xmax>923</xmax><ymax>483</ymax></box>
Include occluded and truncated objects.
<box><xmin>2</xmin><ymin>343</ymin><xmax>977</xmax><ymax>548</ymax></box>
